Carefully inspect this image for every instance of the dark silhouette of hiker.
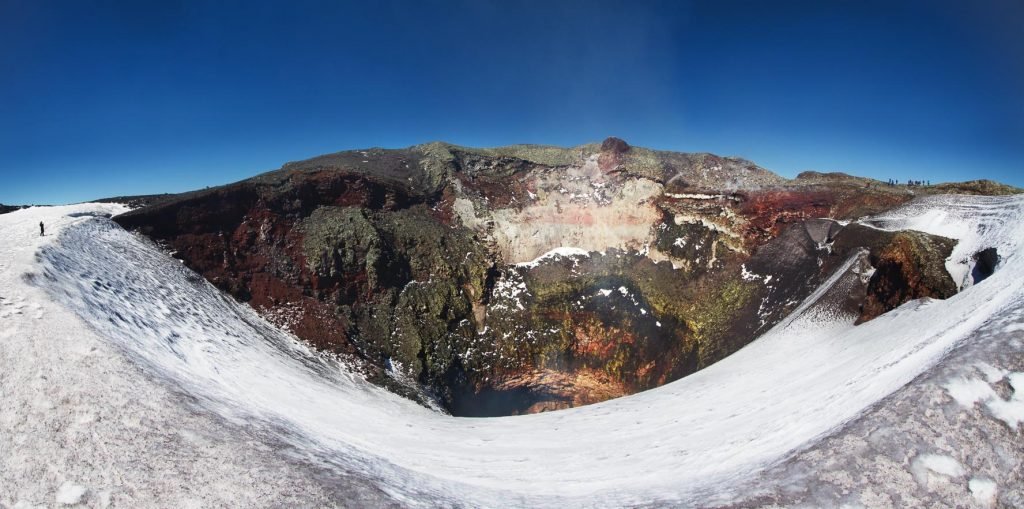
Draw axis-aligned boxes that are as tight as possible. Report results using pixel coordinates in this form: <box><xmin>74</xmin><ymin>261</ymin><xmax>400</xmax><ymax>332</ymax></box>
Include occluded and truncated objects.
<box><xmin>39</xmin><ymin>221</ymin><xmax>44</xmax><ymax>236</ymax></box>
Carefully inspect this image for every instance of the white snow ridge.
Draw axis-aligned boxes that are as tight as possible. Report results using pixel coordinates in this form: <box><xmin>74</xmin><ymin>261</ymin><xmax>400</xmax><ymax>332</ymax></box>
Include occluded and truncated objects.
<box><xmin>2</xmin><ymin>194</ymin><xmax>1024</xmax><ymax>507</ymax></box>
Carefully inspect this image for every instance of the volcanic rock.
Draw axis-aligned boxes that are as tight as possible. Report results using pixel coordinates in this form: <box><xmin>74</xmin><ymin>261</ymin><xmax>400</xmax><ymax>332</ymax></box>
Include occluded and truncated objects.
<box><xmin>600</xmin><ymin>136</ymin><xmax>630</xmax><ymax>154</ymax></box>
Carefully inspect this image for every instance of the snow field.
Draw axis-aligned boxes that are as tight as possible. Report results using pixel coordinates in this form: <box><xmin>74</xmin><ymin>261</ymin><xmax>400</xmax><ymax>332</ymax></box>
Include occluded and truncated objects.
<box><xmin>3</xmin><ymin>193</ymin><xmax>1023</xmax><ymax>506</ymax></box>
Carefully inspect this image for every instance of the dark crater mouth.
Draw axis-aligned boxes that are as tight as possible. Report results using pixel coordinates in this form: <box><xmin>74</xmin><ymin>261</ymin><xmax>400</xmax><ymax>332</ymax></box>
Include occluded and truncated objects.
<box><xmin>449</xmin><ymin>276</ymin><xmax>692</xmax><ymax>417</ymax></box>
<box><xmin>971</xmin><ymin>247</ymin><xmax>999</xmax><ymax>284</ymax></box>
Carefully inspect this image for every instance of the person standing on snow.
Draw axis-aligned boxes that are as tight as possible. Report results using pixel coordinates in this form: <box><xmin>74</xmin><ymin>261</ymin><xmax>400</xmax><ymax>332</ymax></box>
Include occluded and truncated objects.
<box><xmin>39</xmin><ymin>221</ymin><xmax>44</xmax><ymax>236</ymax></box>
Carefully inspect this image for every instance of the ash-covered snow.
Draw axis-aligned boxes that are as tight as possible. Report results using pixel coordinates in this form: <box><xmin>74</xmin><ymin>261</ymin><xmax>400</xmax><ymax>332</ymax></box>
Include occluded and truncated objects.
<box><xmin>717</xmin><ymin>195</ymin><xmax>1024</xmax><ymax>508</ymax></box>
<box><xmin>3</xmin><ymin>194</ymin><xmax>1024</xmax><ymax>506</ymax></box>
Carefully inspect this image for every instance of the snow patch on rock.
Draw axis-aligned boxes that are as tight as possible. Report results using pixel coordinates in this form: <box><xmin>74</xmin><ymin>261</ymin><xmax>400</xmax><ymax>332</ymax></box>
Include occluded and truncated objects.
<box><xmin>516</xmin><ymin>247</ymin><xmax>591</xmax><ymax>269</ymax></box>
<box><xmin>944</xmin><ymin>371</ymin><xmax>1024</xmax><ymax>429</ymax></box>
<box><xmin>910</xmin><ymin>453</ymin><xmax>966</xmax><ymax>486</ymax></box>
<box><xmin>54</xmin><ymin>482</ymin><xmax>87</xmax><ymax>505</ymax></box>
<box><xmin>968</xmin><ymin>477</ymin><xmax>998</xmax><ymax>507</ymax></box>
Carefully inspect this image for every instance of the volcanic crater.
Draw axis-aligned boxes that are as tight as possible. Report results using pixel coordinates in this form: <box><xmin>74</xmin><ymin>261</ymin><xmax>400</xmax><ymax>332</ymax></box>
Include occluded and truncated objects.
<box><xmin>112</xmin><ymin>137</ymin><xmax>1015</xmax><ymax>416</ymax></box>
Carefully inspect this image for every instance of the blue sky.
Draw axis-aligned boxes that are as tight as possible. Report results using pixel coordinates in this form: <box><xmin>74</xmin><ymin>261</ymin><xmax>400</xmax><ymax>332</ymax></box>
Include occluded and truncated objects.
<box><xmin>1</xmin><ymin>0</ymin><xmax>1021</xmax><ymax>204</ymax></box>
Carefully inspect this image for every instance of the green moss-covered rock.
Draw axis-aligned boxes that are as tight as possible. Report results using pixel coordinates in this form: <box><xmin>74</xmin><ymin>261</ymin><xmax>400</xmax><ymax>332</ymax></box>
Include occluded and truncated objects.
<box><xmin>391</xmin><ymin>280</ymin><xmax>466</xmax><ymax>377</ymax></box>
<box><xmin>928</xmin><ymin>179</ymin><xmax>1022</xmax><ymax>196</ymax></box>
<box><xmin>619</xmin><ymin>146</ymin><xmax>668</xmax><ymax>181</ymax></box>
<box><xmin>302</xmin><ymin>207</ymin><xmax>385</xmax><ymax>285</ymax></box>
<box><xmin>684</xmin><ymin>276</ymin><xmax>760</xmax><ymax>368</ymax></box>
<box><xmin>376</xmin><ymin>207</ymin><xmax>492</xmax><ymax>298</ymax></box>
<box><xmin>418</xmin><ymin>142</ymin><xmax>589</xmax><ymax>169</ymax></box>
<box><xmin>300</xmin><ymin>204</ymin><xmax>494</xmax><ymax>396</ymax></box>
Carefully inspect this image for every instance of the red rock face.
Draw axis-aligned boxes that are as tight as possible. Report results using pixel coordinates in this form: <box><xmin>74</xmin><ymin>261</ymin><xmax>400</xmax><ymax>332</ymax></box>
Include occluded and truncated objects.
<box><xmin>735</xmin><ymin>187</ymin><xmax>914</xmax><ymax>247</ymax></box>
<box><xmin>115</xmin><ymin>169</ymin><xmax>428</xmax><ymax>358</ymax></box>
<box><xmin>737</xmin><ymin>190</ymin><xmax>837</xmax><ymax>241</ymax></box>
<box><xmin>455</xmin><ymin>171</ymin><xmax>534</xmax><ymax>210</ymax></box>
<box><xmin>154</xmin><ymin>202</ymin><xmax>358</xmax><ymax>353</ymax></box>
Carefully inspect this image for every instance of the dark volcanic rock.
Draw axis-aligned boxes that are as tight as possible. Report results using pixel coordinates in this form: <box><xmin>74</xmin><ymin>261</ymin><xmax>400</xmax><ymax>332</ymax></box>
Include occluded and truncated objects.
<box><xmin>598</xmin><ymin>137</ymin><xmax>631</xmax><ymax>172</ymax></box>
<box><xmin>600</xmin><ymin>136</ymin><xmax>630</xmax><ymax>154</ymax></box>
<box><xmin>830</xmin><ymin>223</ymin><xmax>957</xmax><ymax>323</ymax></box>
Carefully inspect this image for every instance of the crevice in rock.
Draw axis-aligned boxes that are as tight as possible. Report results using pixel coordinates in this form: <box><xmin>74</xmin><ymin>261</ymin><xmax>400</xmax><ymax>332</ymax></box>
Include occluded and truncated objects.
<box><xmin>971</xmin><ymin>247</ymin><xmax>999</xmax><ymax>284</ymax></box>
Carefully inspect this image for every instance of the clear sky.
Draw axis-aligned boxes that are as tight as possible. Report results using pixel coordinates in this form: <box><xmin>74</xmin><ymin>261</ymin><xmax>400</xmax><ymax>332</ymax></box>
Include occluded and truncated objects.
<box><xmin>1</xmin><ymin>0</ymin><xmax>1022</xmax><ymax>205</ymax></box>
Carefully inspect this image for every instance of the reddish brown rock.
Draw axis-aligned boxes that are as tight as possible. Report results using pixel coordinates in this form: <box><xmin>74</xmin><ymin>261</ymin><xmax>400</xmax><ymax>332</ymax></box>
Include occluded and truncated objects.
<box><xmin>600</xmin><ymin>136</ymin><xmax>630</xmax><ymax>154</ymax></box>
<box><xmin>598</xmin><ymin>136</ymin><xmax>631</xmax><ymax>172</ymax></box>
<box><xmin>857</xmin><ymin>232</ymin><xmax>958</xmax><ymax>323</ymax></box>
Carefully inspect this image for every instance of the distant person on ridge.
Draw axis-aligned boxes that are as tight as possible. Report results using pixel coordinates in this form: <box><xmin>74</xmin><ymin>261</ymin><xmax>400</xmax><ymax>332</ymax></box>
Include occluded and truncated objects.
<box><xmin>39</xmin><ymin>221</ymin><xmax>44</xmax><ymax>236</ymax></box>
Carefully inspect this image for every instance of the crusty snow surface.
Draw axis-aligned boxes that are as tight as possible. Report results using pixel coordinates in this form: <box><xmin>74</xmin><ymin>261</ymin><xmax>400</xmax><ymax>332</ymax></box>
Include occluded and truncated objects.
<box><xmin>728</xmin><ymin>196</ymin><xmax>1024</xmax><ymax>508</ymax></box>
<box><xmin>2</xmin><ymin>195</ymin><xmax>1023</xmax><ymax>507</ymax></box>
<box><xmin>0</xmin><ymin>205</ymin><xmax>391</xmax><ymax>508</ymax></box>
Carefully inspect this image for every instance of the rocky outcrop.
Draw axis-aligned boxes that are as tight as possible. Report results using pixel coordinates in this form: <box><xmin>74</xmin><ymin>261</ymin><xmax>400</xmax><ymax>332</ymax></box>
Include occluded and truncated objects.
<box><xmin>600</xmin><ymin>136</ymin><xmax>630</xmax><ymax>154</ymax></box>
<box><xmin>929</xmin><ymin>179</ymin><xmax>1022</xmax><ymax>196</ymax></box>
<box><xmin>598</xmin><ymin>136</ymin><xmax>630</xmax><ymax>172</ymax></box>
<box><xmin>836</xmin><ymin>226</ymin><xmax>958</xmax><ymax>323</ymax></box>
<box><xmin>113</xmin><ymin>139</ymin><xmax>1004</xmax><ymax>416</ymax></box>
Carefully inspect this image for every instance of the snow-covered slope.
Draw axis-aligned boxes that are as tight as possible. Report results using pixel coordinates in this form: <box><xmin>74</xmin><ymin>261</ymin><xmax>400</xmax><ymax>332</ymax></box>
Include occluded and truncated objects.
<box><xmin>0</xmin><ymin>205</ymin><xmax>367</xmax><ymax>508</ymax></box>
<box><xmin>3</xmin><ymin>195</ymin><xmax>1024</xmax><ymax>507</ymax></box>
